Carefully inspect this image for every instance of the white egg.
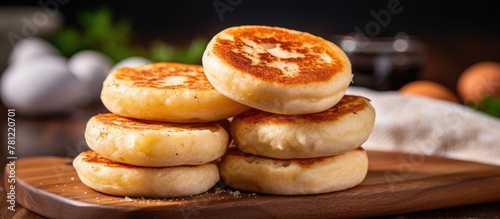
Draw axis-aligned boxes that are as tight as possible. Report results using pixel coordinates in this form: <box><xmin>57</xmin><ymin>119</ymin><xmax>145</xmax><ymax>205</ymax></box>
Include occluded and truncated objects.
<box><xmin>1</xmin><ymin>56</ymin><xmax>86</xmax><ymax>115</ymax></box>
<box><xmin>8</xmin><ymin>37</ymin><xmax>60</xmax><ymax>64</ymax></box>
<box><xmin>68</xmin><ymin>50</ymin><xmax>113</xmax><ymax>103</ymax></box>
<box><xmin>111</xmin><ymin>56</ymin><xmax>151</xmax><ymax>71</ymax></box>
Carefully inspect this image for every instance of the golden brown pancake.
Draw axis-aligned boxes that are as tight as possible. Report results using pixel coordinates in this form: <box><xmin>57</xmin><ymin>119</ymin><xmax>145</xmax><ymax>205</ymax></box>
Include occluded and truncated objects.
<box><xmin>101</xmin><ymin>62</ymin><xmax>250</xmax><ymax>123</ymax></box>
<box><xmin>73</xmin><ymin>150</ymin><xmax>219</xmax><ymax>198</ymax></box>
<box><xmin>203</xmin><ymin>25</ymin><xmax>352</xmax><ymax>114</ymax></box>
<box><xmin>85</xmin><ymin>113</ymin><xmax>229</xmax><ymax>167</ymax></box>
<box><xmin>231</xmin><ymin>95</ymin><xmax>375</xmax><ymax>159</ymax></box>
<box><xmin>219</xmin><ymin>147</ymin><xmax>368</xmax><ymax>195</ymax></box>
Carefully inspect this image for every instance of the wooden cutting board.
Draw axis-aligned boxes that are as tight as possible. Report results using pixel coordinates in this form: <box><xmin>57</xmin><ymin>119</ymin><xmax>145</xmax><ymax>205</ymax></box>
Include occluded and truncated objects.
<box><xmin>5</xmin><ymin>150</ymin><xmax>500</xmax><ymax>219</ymax></box>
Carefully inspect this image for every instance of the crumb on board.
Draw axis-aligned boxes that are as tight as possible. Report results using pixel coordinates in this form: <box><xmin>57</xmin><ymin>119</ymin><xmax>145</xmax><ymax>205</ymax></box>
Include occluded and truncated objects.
<box><xmin>89</xmin><ymin>186</ymin><xmax>259</xmax><ymax>205</ymax></box>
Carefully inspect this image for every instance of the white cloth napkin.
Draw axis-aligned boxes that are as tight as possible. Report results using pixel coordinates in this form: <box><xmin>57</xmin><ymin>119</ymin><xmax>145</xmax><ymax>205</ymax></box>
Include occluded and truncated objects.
<box><xmin>346</xmin><ymin>86</ymin><xmax>500</xmax><ymax>166</ymax></box>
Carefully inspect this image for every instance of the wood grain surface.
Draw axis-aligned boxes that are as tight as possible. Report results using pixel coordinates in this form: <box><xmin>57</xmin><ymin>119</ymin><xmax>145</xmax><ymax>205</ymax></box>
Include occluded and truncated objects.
<box><xmin>4</xmin><ymin>150</ymin><xmax>500</xmax><ymax>219</ymax></box>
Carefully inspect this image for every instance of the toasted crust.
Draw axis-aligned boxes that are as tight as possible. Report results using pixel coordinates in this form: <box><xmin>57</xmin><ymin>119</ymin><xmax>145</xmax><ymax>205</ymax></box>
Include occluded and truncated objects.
<box><xmin>219</xmin><ymin>147</ymin><xmax>368</xmax><ymax>195</ymax></box>
<box><xmin>101</xmin><ymin>62</ymin><xmax>250</xmax><ymax>123</ymax></box>
<box><xmin>85</xmin><ymin>113</ymin><xmax>229</xmax><ymax>167</ymax></box>
<box><xmin>73</xmin><ymin>150</ymin><xmax>219</xmax><ymax>197</ymax></box>
<box><xmin>203</xmin><ymin>25</ymin><xmax>352</xmax><ymax>114</ymax></box>
<box><xmin>231</xmin><ymin>95</ymin><xmax>375</xmax><ymax>159</ymax></box>
<box><xmin>212</xmin><ymin>26</ymin><xmax>346</xmax><ymax>84</ymax></box>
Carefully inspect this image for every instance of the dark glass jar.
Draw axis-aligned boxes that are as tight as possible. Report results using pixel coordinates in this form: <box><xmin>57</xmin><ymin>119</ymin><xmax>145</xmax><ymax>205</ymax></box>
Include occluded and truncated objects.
<box><xmin>335</xmin><ymin>32</ymin><xmax>425</xmax><ymax>91</ymax></box>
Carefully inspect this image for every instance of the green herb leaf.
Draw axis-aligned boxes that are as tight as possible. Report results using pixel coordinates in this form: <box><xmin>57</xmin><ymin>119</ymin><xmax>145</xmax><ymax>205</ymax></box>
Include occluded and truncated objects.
<box><xmin>50</xmin><ymin>7</ymin><xmax>207</xmax><ymax>64</ymax></box>
<box><xmin>478</xmin><ymin>96</ymin><xmax>500</xmax><ymax>118</ymax></box>
<box><xmin>51</xmin><ymin>27</ymin><xmax>83</xmax><ymax>57</ymax></box>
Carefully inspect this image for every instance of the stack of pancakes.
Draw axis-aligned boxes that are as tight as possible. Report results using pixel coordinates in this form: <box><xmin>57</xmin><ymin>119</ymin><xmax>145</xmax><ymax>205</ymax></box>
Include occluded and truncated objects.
<box><xmin>73</xmin><ymin>25</ymin><xmax>375</xmax><ymax>198</ymax></box>
<box><xmin>73</xmin><ymin>63</ymin><xmax>250</xmax><ymax>197</ymax></box>
<box><xmin>203</xmin><ymin>26</ymin><xmax>376</xmax><ymax>195</ymax></box>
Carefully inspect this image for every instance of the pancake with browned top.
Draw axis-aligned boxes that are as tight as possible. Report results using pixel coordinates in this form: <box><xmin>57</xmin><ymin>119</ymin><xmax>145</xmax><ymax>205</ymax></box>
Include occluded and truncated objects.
<box><xmin>219</xmin><ymin>147</ymin><xmax>368</xmax><ymax>195</ymax></box>
<box><xmin>231</xmin><ymin>95</ymin><xmax>375</xmax><ymax>159</ymax></box>
<box><xmin>203</xmin><ymin>25</ymin><xmax>352</xmax><ymax>114</ymax></box>
<box><xmin>101</xmin><ymin>62</ymin><xmax>250</xmax><ymax>123</ymax></box>
<box><xmin>73</xmin><ymin>150</ymin><xmax>219</xmax><ymax>197</ymax></box>
<box><xmin>85</xmin><ymin>113</ymin><xmax>230</xmax><ymax>167</ymax></box>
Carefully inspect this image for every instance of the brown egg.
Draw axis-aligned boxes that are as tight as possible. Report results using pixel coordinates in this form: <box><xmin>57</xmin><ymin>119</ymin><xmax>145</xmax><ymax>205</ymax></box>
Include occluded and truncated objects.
<box><xmin>399</xmin><ymin>80</ymin><xmax>460</xmax><ymax>103</ymax></box>
<box><xmin>457</xmin><ymin>61</ymin><xmax>500</xmax><ymax>104</ymax></box>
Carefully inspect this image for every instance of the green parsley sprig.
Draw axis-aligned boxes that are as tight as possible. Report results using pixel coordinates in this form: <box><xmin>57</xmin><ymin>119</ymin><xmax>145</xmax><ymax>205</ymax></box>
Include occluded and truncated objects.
<box><xmin>50</xmin><ymin>7</ymin><xmax>206</xmax><ymax>64</ymax></box>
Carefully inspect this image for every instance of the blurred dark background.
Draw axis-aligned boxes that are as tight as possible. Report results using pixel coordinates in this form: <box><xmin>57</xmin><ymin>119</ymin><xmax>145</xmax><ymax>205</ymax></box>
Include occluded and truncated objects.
<box><xmin>4</xmin><ymin>0</ymin><xmax>500</xmax><ymax>38</ymax></box>
<box><xmin>8</xmin><ymin>0</ymin><xmax>498</xmax><ymax>38</ymax></box>
<box><xmin>2</xmin><ymin>0</ymin><xmax>500</xmax><ymax>90</ymax></box>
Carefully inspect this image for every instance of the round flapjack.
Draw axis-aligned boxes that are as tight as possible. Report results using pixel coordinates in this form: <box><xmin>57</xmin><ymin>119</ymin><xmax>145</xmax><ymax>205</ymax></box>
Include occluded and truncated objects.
<box><xmin>101</xmin><ymin>62</ymin><xmax>250</xmax><ymax>123</ymax></box>
<box><xmin>231</xmin><ymin>95</ymin><xmax>375</xmax><ymax>159</ymax></box>
<box><xmin>73</xmin><ymin>150</ymin><xmax>219</xmax><ymax>198</ymax></box>
<box><xmin>219</xmin><ymin>147</ymin><xmax>368</xmax><ymax>195</ymax></box>
<box><xmin>202</xmin><ymin>25</ymin><xmax>352</xmax><ymax>115</ymax></box>
<box><xmin>85</xmin><ymin>113</ymin><xmax>229</xmax><ymax>167</ymax></box>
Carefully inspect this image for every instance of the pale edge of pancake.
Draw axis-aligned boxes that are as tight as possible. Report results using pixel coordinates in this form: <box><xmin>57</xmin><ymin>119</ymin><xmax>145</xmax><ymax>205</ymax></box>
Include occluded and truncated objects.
<box><xmin>101</xmin><ymin>64</ymin><xmax>250</xmax><ymax>122</ymax></box>
<box><xmin>85</xmin><ymin>115</ymin><xmax>230</xmax><ymax>167</ymax></box>
<box><xmin>73</xmin><ymin>151</ymin><xmax>220</xmax><ymax>198</ymax></box>
<box><xmin>202</xmin><ymin>27</ymin><xmax>353</xmax><ymax>114</ymax></box>
<box><xmin>219</xmin><ymin>147</ymin><xmax>368</xmax><ymax>195</ymax></box>
<box><xmin>231</xmin><ymin>96</ymin><xmax>376</xmax><ymax>159</ymax></box>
